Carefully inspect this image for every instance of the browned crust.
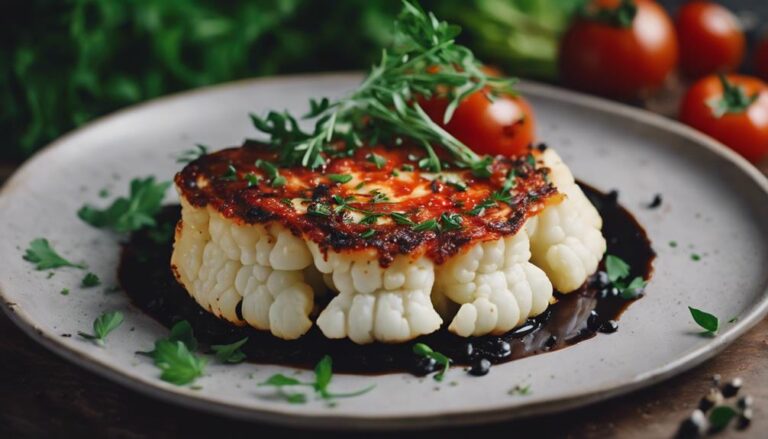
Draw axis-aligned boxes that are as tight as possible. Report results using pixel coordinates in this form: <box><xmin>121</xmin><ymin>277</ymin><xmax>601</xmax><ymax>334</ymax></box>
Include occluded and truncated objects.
<box><xmin>176</xmin><ymin>141</ymin><xmax>559</xmax><ymax>266</ymax></box>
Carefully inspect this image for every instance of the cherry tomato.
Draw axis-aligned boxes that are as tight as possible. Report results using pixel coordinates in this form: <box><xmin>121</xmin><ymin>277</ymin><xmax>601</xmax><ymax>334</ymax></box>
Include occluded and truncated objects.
<box><xmin>676</xmin><ymin>1</ymin><xmax>745</xmax><ymax>79</ymax></box>
<box><xmin>559</xmin><ymin>0</ymin><xmax>678</xmax><ymax>99</ymax></box>
<box><xmin>755</xmin><ymin>37</ymin><xmax>768</xmax><ymax>82</ymax></box>
<box><xmin>422</xmin><ymin>90</ymin><xmax>535</xmax><ymax>157</ymax></box>
<box><xmin>680</xmin><ymin>74</ymin><xmax>768</xmax><ymax>163</ymax></box>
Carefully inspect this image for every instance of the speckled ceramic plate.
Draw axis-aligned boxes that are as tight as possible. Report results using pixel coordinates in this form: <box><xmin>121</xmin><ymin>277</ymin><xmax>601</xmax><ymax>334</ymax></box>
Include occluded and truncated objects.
<box><xmin>2</xmin><ymin>73</ymin><xmax>768</xmax><ymax>430</ymax></box>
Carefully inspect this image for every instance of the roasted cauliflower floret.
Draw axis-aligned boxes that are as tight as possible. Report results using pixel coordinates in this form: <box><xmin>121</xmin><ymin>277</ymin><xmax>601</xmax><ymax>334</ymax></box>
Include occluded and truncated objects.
<box><xmin>528</xmin><ymin>149</ymin><xmax>607</xmax><ymax>293</ymax></box>
<box><xmin>308</xmin><ymin>243</ymin><xmax>443</xmax><ymax>344</ymax></box>
<box><xmin>172</xmin><ymin>198</ymin><xmax>316</xmax><ymax>339</ymax></box>
<box><xmin>433</xmin><ymin>225</ymin><xmax>553</xmax><ymax>337</ymax></box>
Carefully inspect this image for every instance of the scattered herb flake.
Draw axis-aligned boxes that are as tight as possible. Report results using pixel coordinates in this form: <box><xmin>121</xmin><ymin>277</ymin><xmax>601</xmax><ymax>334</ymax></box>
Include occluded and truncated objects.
<box><xmin>220</xmin><ymin>164</ymin><xmax>238</xmax><ymax>181</ymax></box>
<box><xmin>709</xmin><ymin>405</ymin><xmax>738</xmax><ymax>431</ymax></box>
<box><xmin>440</xmin><ymin>212</ymin><xmax>463</xmax><ymax>231</ymax></box>
<box><xmin>413</xmin><ymin>218</ymin><xmax>439</xmax><ymax>232</ymax></box>
<box><xmin>401</xmin><ymin>164</ymin><xmax>415</xmax><ymax>172</ymax></box>
<box><xmin>689</xmin><ymin>306</ymin><xmax>719</xmax><ymax>334</ymax></box>
<box><xmin>360</xmin><ymin>229</ymin><xmax>376</xmax><ymax>239</ymax></box>
<box><xmin>328</xmin><ymin>174</ymin><xmax>353</xmax><ymax>184</ymax></box>
<box><xmin>390</xmin><ymin>212</ymin><xmax>415</xmax><ymax>226</ymax></box>
<box><xmin>176</xmin><ymin>144</ymin><xmax>209</xmax><ymax>163</ymax></box>
<box><xmin>80</xmin><ymin>272</ymin><xmax>101</xmax><ymax>288</ymax></box>
<box><xmin>605</xmin><ymin>255</ymin><xmax>630</xmax><ymax>283</ymax></box>
<box><xmin>60</xmin><ymin>288</ymin><xmax>70</xmax><ymax>296</ymax></box>
<box><xmin>98</xmin><ymin>188</ymin><xmax>110</xmax><ymax>198</ymax></box>
<box><xmin>669</xmin><ymin>241</ymin><xmax>678</xmax><ymax>248</ymax></box>
<box><xmin>245</xmin><ymin>173</ymin><xmax>261</xmax><ymax>187</ymax></box>
<box><xmin>211</xmin><ymin>337</ymin><xmax>248</xmax><ymax>364</ymax></box>
<box><xmin>308</xmin><ymin>203</ymin><xmax>332</xmax><ymax>217</ymax></box>
<box><xmin>691</xmin><ymin>253</ymin><xmax>701</xmax><ymax>261</ymax></box>
<box><xmin>78</xmin><ymin>177</ymin><xmax>170</xmax><ymax>233</ymax></box>
<box><xmin>23</xmin><ymin>238</ymin><xmax>86</xmax><ymax>270</ymax></box>
<box><xmin>150</xmin><ymin>339</ymin><xmax>207</xmax><ymax>385</ymax></box>
<box><xmin>508</xmin><ymin>384</ymin><xmax>532</xmax><ymax>396</ymax></box>
<box><xmin>367</xmin><ymin>153</ymin><xmax>387</xmax><ymax>170</ymax></box>
<box><xmin>413</xmin><ymin>343</ymin><xmax>452</xmax><ymax>382</ymax></box>
<box><xmin>78</xmin><ymin>311</ymin><xmax>124</xmax><ymax>346</ymax></box>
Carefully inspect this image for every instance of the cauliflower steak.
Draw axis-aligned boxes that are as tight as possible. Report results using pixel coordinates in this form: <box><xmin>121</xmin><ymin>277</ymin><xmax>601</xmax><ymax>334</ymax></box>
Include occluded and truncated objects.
<box><xmin>172</xmin><ymin>142</ymin><xmax>606</xmax><ymax>343</ymax></box>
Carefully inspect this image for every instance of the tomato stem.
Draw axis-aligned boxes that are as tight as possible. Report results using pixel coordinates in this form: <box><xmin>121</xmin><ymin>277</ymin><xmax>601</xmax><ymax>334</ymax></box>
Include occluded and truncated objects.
<box><xmin>582</xmin><ymin>0</ymin><xmax>637</xmax><ymax>28</ymax></box>
<box><xmin>708</xmin><ymin>74</ymin><xmax>758</xmax><ymax>118</ymax></box>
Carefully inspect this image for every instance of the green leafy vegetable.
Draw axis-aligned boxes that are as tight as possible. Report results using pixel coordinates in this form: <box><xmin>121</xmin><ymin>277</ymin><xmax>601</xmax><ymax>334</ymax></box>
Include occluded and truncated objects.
<box><xmin>78</xmin><ymin>311</ymin><xmax>124</xmax><ymax>346</ymax></box>
<box><xmin>689</xmin><ymin>306</ymin><xmax>719</xmax><ymax>335</ymax></box>
<box><xmin>413</xmin><ymin>342</ymin><xmax>452</xmax><ymax>381</ymax></box>
<box><xmin>259</xmin><ymin>355</ymin><xmax>374</xmax><ymax>403</ymax></box>
<box><xmin>23</xmin><ymin>238</ymin><xmax>86</xmax><ymax>270</ymax></box>
<box><xmin>211</xmin><ymin>337</ymin><xmax>248</xmax><ymax>364</ymax></box>
<box><xmin>80</xmin><ymin>272</ymin><xmax>101</xmax><ymax>288</ymax></box>
<box><xmin>604</xmin><ymin>254</ymin><xmax>646</xmax><ymax>299</ymax></box>
<box><xmin>78</xmin><ymin>177</ymin><xmax>170</xmax><ymax>233</ymax></box>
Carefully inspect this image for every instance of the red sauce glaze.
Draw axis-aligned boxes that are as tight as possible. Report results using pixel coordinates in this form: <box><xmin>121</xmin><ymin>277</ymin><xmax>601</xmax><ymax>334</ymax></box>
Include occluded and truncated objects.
<box><xmin>176</xmin><ymin>142</ymin><xmax>560</xmax><ymax>266</ymax></box>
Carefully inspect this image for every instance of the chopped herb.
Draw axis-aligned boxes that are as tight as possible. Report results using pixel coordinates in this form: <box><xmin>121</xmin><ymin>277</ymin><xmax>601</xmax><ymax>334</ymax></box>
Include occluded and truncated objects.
<box><xmin>709</xmin><ymin>405</ymin><xmax>738</xmax><ymax>431</ymax></box>
<box><xmin>468</xmin><ymin>199</ymin><xmax>497</xmax><ymax>216</ymax></box>
<box><xmin>367</xmin><ymin>153</ymin><xmax>387</xmax><ymax>170</ymax></box>
<box><xmin>80</xmin><ymin>272</ymin><xmax>101</xmax><ymax>288</ymax></box>
<box><xmin>369</xmin><ymin>189</ymin><xmax>389</xmax><ymax>203</ymax></box>
<box><xmin>360</xmin><ymin>229</ymin><xmax>376</xmax><ymax>239</ymax></box>
<box><xmin>308</xmin><ymin>203</ymin><xmax>332</xmax><ymax>217</ymax></box>
<box><xmin>447</xmin><ymin>181</ymin><xmax>467</xmax><ymax>192</ymax></box>
<box><xmin>691</xmin><ymin>253</ymin><xmax>701</xmax><ymax>261</ymax></box>
<box><xmin>211</xmin><ymin>337</ymin><xmax>248</xmax><ymax>364</ymax></box>
<box><xmin>255</xmin><ymin>159</ymin><xmax>286</xmax><ymax>188</ymax></box>
<box><xmin>245</xmin><ymin>173</ymin><xmax>261</xmax><ymax>187</ymax></box>
<box><xmin>354</xmin><ymin>181</ymin><xmax>366</xmax><ymax>190</ymax></box>
<box><xmin>620</xmin><ymin>276</ymin><xmax>646</xmax><ymax>299</ymax></box>
<box><xmin>260</xmin><ymin>355</ymin><xmax>374</xmax><ymax>403</ymax></box>
<box><xmin>46</xmin><ymin>272</ymin><xmax>55</xmax><ymax>279</ymax></box>
<box><xmin>728</xmin><ymin>316</ymin><xmax>739</xmax><ymax>323</ymax></box>
<box><xmin>508</xmin><ymin>384</ymin><xmax>532</xmax><ymax>396</ymax></box>
<box><xmin>176</xmin><ymin>144</ymin><xmax>209</xmax><ymax>163</ymax></box>
<box><xmin>328</xmin><ymin>174</ymin><xmax>353</xmax><ymax>184</ymax></box>
<box><xmin>689</xmin><ymin>306</ymin><xmax>719</xmax><ymax>335</ymax></box>
<box><xmin>78</xmin><ymin>177</ymin><xmax>170</xmax><ymax>233</ymax></box>
<box><xmin>359</xmin><ymin>213</ymin><xmax>382</xmax><ymax>225</ymax></box>
<box><xmin>78</xmin><ymin>311</ymin><xmax>124</xmax><ymax>346</ymax></box>
<box><xmin>526</xmin><ymin>154</ymin><xmax>536</xmax><ymax>167</ymax></box>
<box><xmin>220</xmin><ymin>164</ymin><xmax>238</xmax><ymax>181</ymax></box>
<box><xmin>60</xmin><ymin>288</ymin><xmax>70</xmax><ymax>296</ymax></box>
<box><xmin>391</xmin><ymin>212</ymin><xmax>415</xmax><ymax>226</ymax></box>
<box><xmin>413</xmin><ymin>343</ymin><xmax>452</xmax><ymax>382</ymax></box>
<box><xmin>168</xmin><ymin>320</ymin><xmax>199</xmax><ymax>351</ymax></box>
<box><xmin>23</xmin><ymin>238</ymin><xmax>86</xmax><ymax>270</ymax></box>
<box><xmin>605</xmin><ymin>254</ymin><xmax>646</xmax><ymax>299</ymax></box>
<box><xmin>391</xmin><ymin>170</ymin><xmax>399</xmax><ymax>177</ymax></box>
<box><xmin>413</xmin><ymin>218</ymin><xmax>439</xmax><ymax>232</ymax></box>
<box><xmin>401</xmin><ymin>164</ymin><xmax>415</xmax><ymax>172</ymax></box>
<box><xmin>669</xmin><ymin>241</ymin><xmax>678</xmax><ymax>248</ymax></box>
<box><xmin>440</xmin><ymin>212</ymin><xmax>463</xmax><ymax>231</ymax></box>
<box><xmin>98</xmin><ymin>188</ymin><xmax>109</xmax><ymax>198</ymax></box>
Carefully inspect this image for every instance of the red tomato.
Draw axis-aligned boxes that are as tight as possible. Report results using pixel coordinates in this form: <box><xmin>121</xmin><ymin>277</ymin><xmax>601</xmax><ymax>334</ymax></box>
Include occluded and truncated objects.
<box><xmin>422</xmin><ymin>91</ymin><xmax>535</xmax><ymax>157</ymax></box>
<box><xmin>559</xmin><ymin>0</ymin><xmax>678</xmax><ymax>99</ymax></box>
<box><xmin>676</xmin><ymin>1</ymin><xmax>745</xmax><ymax>79</ymax></box>
<box><xmin>680</xmin><ymin>75</ymin><xmax>768</xmax><ymax>163</ymax></box>
<box><xmin>756</xmin><ymin>37</ymin><xmax>768</xmax><ymax>82</ymax></box>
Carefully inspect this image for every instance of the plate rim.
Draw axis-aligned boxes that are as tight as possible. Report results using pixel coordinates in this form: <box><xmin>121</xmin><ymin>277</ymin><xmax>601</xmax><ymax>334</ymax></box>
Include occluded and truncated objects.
<box><xmin>2</xmin><ymin>72</ymin><xmax>768</xmax><ymax>430</ymax></box>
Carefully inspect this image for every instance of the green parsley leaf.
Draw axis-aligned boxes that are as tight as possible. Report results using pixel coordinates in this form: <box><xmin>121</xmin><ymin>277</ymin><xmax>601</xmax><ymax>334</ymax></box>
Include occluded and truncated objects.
<box><xmin>314</xmin><ymin>355</ymin><xmax>333</xmax><ymax>396</ymax></box>
<box><xmin>605</xmin><ymin>254</ymin><xmax>631</xmax><ymax>283</ymax></box>
<box><xmin>80</xmin><ymin>272</ymin><xmax>101</xmax><ymax>288</ymax></box>
<box><xmin>78</xmin><ymin>177</ymin><xmax>170</xmax><ymax>233</ymax></box>
<box><xmin>211</xmin><ymin>337</ymin><xmax>248</xmax><ymax>364</ymax></box>
<box><xmin>708</xmin><ymin>405</ymin><xmax>738</xmax><ymax>431</ymax></box>
<box><xmin>328</xmin><ymin>174</ymin><xmax>353</xmax><ymax>184</ymax></box>
<box><xmin>168</xmin><ymin>320</ymin><xmax>198</xmax><ymax>351</ymax></box>
<box><xmin>691</xmin><ymin>253</ymin><xmax>701</xmax><ymax>261</ymax></box>
<box><xmin>689</xmin><ymin>306</ymin><xmax>719</xmax><ymax>334</ymax></box>
<box><xmin>413</xmin><ymin>342</ymin><xmax>452</xmax><ymax>381</ymax></box>
<box><xmin>245</xmin><ymin>173</ymin><xmax>261</xmax><ymax>187</ymax></box>
<box><xmin>619</xmin><ymin>276</ymin><xmax>646</xmax><ymax>299</ymax></box>
<box><xmin>23</xmin><ymin>238</ymin><xmax>86</xmax><ymax>270</ymax></box>
<box><xmin>60</xmin><ymin>288</ymin><xmax>70</xmax><ymax>296</ymax></box>
<box><xmin>78</xmin><ymin>311</ymin><xmax>124</xmax><ymax>346</ymax></box>
<box><xmin>260</xmin><ymin>374</ymin><xmax>303</xmax><ymax>387</ymax></box>
<box><xmin>255</xmin><ymin>159</ymin><xmax>286</xmax><ymax>187</ymax></box>
<box><xmin>367</xmin><ymin>153</ymin><xmax>387</xmax><ymax>170</ymax></box>
<box><xmin>150</xmin><ymin>339</ymin><xmax>207</xmax><ymax>385</ymax></box>
<box><xmin>360</xmin><ymin>229</ymin><xmax>376</xmax><ymax>239</ymax></box>
<box><xmin>176</xmin><ymin>144</ymin><xmax>208</xmax><ymax>163</ymax></box>
<box><xmin>508</xmin><ymin>384</ymin><xmax>532</xmax><ymax>396</ymax></box>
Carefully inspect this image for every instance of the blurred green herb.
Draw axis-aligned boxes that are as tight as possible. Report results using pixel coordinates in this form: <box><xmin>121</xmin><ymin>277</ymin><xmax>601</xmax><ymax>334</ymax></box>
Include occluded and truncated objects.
<box><xmin>23</xmin><ymin>238</ymin><xmax>86</xmax><ymax>270</ymax></box>
<box><xmin>78</xmin><ymin>310</ymin><xmax>124</xmax><ymax>346</ymax></box>
<box><xmin>78</xmin><ymin>177</ymin><xmax>170</xmax><ymax>233</ymax></box>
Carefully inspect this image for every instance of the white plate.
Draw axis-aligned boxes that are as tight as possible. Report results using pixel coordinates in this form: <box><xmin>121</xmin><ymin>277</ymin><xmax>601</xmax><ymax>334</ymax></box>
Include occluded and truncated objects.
<box><xmin>2</xmin><ymin>73</ymin><xmax>767</xmax><ymax>430</ymax></box>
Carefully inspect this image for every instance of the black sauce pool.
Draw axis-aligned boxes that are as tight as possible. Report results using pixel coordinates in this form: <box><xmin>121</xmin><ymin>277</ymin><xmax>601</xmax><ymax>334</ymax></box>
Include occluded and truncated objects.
<box><xmin>118</xmin><ymin>185</ymin><xmax>654</xmax><ymax>375</ymax></box>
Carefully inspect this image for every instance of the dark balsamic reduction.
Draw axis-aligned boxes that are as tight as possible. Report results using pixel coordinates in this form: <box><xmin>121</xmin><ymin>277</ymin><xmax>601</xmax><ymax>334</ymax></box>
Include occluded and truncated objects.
<box><xmin>118</xmin><ymin>185</ymin><xmax>654</xmax><ymax>375</ymax></box>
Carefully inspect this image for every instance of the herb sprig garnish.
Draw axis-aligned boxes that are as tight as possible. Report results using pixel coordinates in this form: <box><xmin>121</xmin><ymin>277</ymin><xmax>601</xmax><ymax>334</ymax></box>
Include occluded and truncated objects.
<box><xmin>176</xmin><ymin>144</ymin><xmax>209</xmax><ymax>163</ymax></box>
<box><xmin>604</xmin><ymin>254</ymin><xmax>646</xmax><ymax>299</ymax></box>
<box><xmin>260</xmin><ymin>355</ymin><xmax>375</xmax><ymax>404</ymax></box>
<box><xmin>689</xmin><ymin>307</ymin><xmax>719</xmax><ymax>335</ymax></box>
<box><xmin>23</xmin><ymin>238</ymin><xmax>86</xmax><ymax>270</ymax></box>
<box><xmin>78</xmin><ymin>311</ymin><xmax>124</xmax><ymax>346</ymax></box>
<box><xmin>248</xmin><ymin>0</ymin><xmax>514</xmax><ymax>174</ymax></box>
<box><xmin>81</xmin><ymin>272</ymin><xmax>101</xmax><ymax>288</ymax></box>
<box><xmin>255</xmin><ymin>159</ymin><xmax>286</xmax><ymax>188</ymax></box>
<box><xmin>78</xmin><ymin>177</ymin><xmax>170</xmax><ymax>233</ymax></box>
<box><xmin>413</xmin><ymin>343</ymin><xmax>452</xmax><ymax>381</ymax></box>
